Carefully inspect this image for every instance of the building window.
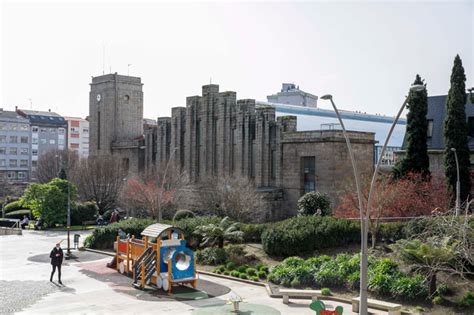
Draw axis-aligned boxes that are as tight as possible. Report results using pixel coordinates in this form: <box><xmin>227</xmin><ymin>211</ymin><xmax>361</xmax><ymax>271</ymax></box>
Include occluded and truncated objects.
<box><xmin>40</xmin><ymin>128</ymin><xmax>47</xmax><ymax>132</ymax></box>
<box><xmin>124</xmin><ymin>95</ymin><xmax>130</xmax><ymax>104</ymax></box>
<box><xmin>20</xmin><ymin>124</ymin><xmax>29</xmax><ymax>131</ymax></box>
<box><xmin>58</xmin><ymin>128</ymin><xmax>65</xmax><ymax>135</ymax></box>
<box><xmin>0</xmin><ymin>147</ymin><xmax>5</xmax><ymax>155</ymax></box>
<box><xmin>20</xmin><ymin>148</ymin><xmax>28</xmax><ymax>155</ymax></box>
<box><xmin>32</xmin><ymin>126</ymin><xmax>39</xmax><ymax>133</ymax></box>
<box><xmin>9</xmin><ymin>160</ymin><xmax>17</xmax><ymax>167</ymax></box>
<box><xmin>7</xmin><ymin>171</ymin><xmax>16</xmax><ymax>179</ymax></box>
<box><xmin>58</xmin><ymin>139</ymin><xmax>65</xmax><ymax>145</ymax></box>
<box><xmin>50</xmin><ymin>139</ymin><xmax>56</xmax><ymax>144</ymax></box>
<box><xmin>0</xmin><ymin>136</ymin><xmax>6</xmax><ymax>143</ymax></box>
<box><xmin>9</xmin><ymin>136</ymin><xmax>17</xmax><ymax>143</ymax></box>
<box><xmin>32</xmin><ymin>149</ymin><xmax>38</xmax><ymax>156</ymax></box>
<box><xmin>9</xmin><ymin>148</ymin><xmax>17</xmax><ymax>155</ymax></box>
<box><xmin>301</xmin><ymin>156</ymin><xmax>316</xmax><ymax>194</ymax></box>
<box><xmin>40</xmin><ymin>139</ymin><xmax>47</xmax><ymax>144</ymax></box>
<box><xmin>427</xmin><ymin>119</ymin><xmax>433</xmax><ymax>138</ymax></box>
<box><xmin>0</xmin><ymin>159</ymin><xmax>5</xmax><ymax>166</ymax></box>
<box><xmin>32</xmin><ymin>138</ymin><xmax>38</xmax><ymax>144</ymax></box>
<box><xmin>20</xmin><ymin>160</ymin><xmax>28</xmax><ymax>167</ymax></box>
<box><xmin>32</xmin><ymin>160</ymin><xmax>37</xmax><ymax>167</ymax></box>
<box><xmin>70</xmin><ymin>127</ymin><xmax>80</xmax><ymax>133</ymax></box>
<box><xmin>18</xmin><ymin>172</ymin><xmax>26</xmax><ymax>179</ymax></box>
<box><xmin>83</xmin><ymin>128</ymin><xmax>89</xmax><ymax>134</ymax></box>
<box><xmin>20</xmin><ymin>136</ymin><xmax>28</xmax><ymax>143</ymax></box>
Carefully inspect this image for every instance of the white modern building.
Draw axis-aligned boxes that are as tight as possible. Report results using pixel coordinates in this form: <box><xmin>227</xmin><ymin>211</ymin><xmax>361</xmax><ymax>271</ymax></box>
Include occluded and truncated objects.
<box><xmin>64</xmin><ymin>117</ymin><xmax>89</xmax><ymax>158</ymax></box>
<box><xmin>267</xmin><ymin>83</ymin><xmax>318</xmax><ymax>107</ymax></box>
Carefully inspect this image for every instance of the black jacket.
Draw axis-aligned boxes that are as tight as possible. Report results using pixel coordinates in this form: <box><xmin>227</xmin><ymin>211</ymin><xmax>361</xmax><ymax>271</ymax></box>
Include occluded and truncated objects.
<box><xmin>50</xmin><ymin>247</ymin><xmax>63</xmax><ymax>266</ymax></box>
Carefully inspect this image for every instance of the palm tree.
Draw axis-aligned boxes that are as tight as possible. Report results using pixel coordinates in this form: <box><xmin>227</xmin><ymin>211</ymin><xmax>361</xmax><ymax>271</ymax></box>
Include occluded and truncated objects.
<box><xmin>391</xmin><ymin>237</ymin><xmax>459</xmax><ymax>296</ymax></box>
<box><xmin>194</xmin><ymin>216</ymin><xmax>244</xmax><ymax>248</ymax></box>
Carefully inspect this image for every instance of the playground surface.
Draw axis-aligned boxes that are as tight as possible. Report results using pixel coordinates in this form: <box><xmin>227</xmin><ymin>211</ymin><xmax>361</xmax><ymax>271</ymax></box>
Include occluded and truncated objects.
<box><xmin>0</xmin><ymin>230</ymin><xmax>388</xmax><ymax>314</ymax></box>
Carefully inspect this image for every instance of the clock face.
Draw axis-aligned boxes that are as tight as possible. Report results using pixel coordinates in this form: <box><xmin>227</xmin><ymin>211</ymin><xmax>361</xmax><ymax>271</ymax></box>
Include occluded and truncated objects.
<box><xmin>96</xmin><ymin>94</ymin><xmax>101</xmax><ymax>102</ymax></box>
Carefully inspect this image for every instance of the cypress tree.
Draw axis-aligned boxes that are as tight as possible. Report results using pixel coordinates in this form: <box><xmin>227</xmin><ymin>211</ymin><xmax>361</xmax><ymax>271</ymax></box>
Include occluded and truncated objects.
<box><xmin>396</xmin><ymin>74</ymin><xmax>430</xmax><ymax>179</ymax></box>
<box><xmin>58</xmin><ymin>167</ymin><xmax>67</xmax><ymax>180</ymax></box>
<box><xmin>444</xmin><ymin>55</ymin><xmax>470</xmax><ymax>203</ymax></box>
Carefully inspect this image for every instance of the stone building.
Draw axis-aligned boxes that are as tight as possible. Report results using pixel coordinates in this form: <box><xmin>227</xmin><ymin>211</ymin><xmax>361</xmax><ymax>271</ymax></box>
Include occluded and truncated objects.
<box><xmin>89</xmin><ymin>74</ymin><xmax>376</xmax><ymax>219</ymax></box>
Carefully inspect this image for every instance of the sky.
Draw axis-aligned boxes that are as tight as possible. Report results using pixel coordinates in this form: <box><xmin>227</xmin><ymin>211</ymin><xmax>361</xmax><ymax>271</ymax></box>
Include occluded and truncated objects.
<box><xmin>1</xmin><ymin>0</ymin><xmax>473</xmax><ymax>120</ymax></box>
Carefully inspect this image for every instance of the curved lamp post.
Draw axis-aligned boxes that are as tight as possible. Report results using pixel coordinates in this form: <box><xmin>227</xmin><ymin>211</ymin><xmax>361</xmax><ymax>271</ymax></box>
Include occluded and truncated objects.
<box><xmin>450</xmin><ymin>148</ymin><xmax>461</xmax><ymax>216</ymax></box>
<box><xmin>321</xmin><ymin>83</ymin><xmax>424</xmax><ymax>315</ymax></box>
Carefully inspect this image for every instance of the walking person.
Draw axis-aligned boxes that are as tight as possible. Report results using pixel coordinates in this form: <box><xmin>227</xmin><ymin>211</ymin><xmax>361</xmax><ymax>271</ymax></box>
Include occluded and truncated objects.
<box><xmin>49</xmin><ymin>243</ymin><xmax>63</xmax><ymax>284</ymax></box>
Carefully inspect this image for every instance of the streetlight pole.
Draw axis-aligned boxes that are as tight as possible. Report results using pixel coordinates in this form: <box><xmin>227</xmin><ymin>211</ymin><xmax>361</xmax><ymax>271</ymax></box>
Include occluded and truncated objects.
<box><xmin>450</xmin><ymin>148</ymin><xmax>461</xmax><ymax>216</ymax></box>
<box><xmin>320</xmin><ymin>94</ymin><xmax>367</xmax><ymax>314</ymax></box>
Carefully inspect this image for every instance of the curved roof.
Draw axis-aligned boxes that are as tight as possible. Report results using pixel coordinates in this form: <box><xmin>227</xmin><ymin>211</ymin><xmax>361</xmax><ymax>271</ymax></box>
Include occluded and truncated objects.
<box><xmin>141</xmin><ymin>223</ymin><xmax>186</xmax><ymax>238</ymax></box>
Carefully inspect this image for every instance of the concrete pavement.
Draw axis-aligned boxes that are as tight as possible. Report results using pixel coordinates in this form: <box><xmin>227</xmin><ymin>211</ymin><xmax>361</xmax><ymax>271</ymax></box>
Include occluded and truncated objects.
<box><xmin>0</xmin><ymin>230</ymin><xmax>386</xmax><ymax>314</ymax></box>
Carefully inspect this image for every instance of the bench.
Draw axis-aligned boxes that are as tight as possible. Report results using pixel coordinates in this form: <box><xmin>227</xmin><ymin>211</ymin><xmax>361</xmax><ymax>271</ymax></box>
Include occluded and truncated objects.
<box><xmin>280</xmin><ymin>289</ymin><xmax>322</xmax><ymax>304</ymax></box>
<box><xmin>82</xmin><ymin>220</ymin><xmax>96</xmax><ymax>230</ymax></box>
<box><xmin>352</xmin><ymin>297</ymin><xmax>401</xmax><ymax>315</ymax></box>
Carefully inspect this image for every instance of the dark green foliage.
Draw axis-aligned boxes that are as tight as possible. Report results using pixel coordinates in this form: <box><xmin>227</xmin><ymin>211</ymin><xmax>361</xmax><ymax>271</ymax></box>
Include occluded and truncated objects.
<box><xmin>268</xmin><ymin>254</ymin><xmax>427</xmax><ymax>300</ymax></box>
<box><xmin>5</xmin><ymin>209</ymin><xmax>31</xmax><ymax>220</ymax></box>
<box><xmin>172</xmin><ymin>209</ymin><xmax>195</xmax><ymax>221</ymax></box>
<box><xmin>257</xmin><ymin>270</ymin><xmax>267</xmax><ymax>279</ymax></box>
<box><xmin>239</xmin><ymin>273</ymin><xmax>248</xmax><ymax>280</ymax></box>
<box><xmin>444</xmin><ymin>55</ymin><xmax>471</xmax><ymax>203</ymax></box>
<box><xmin>71</xmin><ymin>202</ymin><xmax>98</xmax><ymax>225</ymax></box>
<box><xmin>58</xmin><ymin>168</ymin><xmax>67</xmax><ymax>180</ymax></box>
<box><xmin>240</xmin><ymin>223</ymin><xmax>268</xmax><ymax>243</ymax></box>
<box><xmin>230</xmin><ymin>270</ymin><xmax>240</xmax><ymax>278</ymax></box>
<box><xmin>378</xmin><ymin>222</ymin><xmax>407</xmax><ymax>242</ymax></box>
<box><xmin>224</xmin><ymin>244</ymin><xmax>247</xmax><ymax>265</ymax></box>
<box><xmin>250</xmin><ymin>276</ymin><xmax>259</xmax><ymax>282</ymax></box>
<box><xmin>261</xmin><ymin>216</ymin><xmax>360</xmax><ymax>256</ymax></box>
<box><xmin>84</xmin><ymin>218</ymin><xmax>155</xmax><ymax>249</ymax></box>
<box><xmin>195</xmin><ymin>247</ymin><xmax>227</xmax><ymax>265</ymax></box>
<box><xmin>3</xmin><ymin>200</ymin><xmax>25</xmax><ymax>214</ymax></box>
<box><xmin>236</xmin><ymin>264</ymin><xmax>250</xmax><ymax>273</ymax></box>
<box><xmin>226</xmin><ymin>261</ymin><xmax>236</xmax><ymax>270</ymax></box>
<box><xmin>173</xmin><ymin>216</ymin><xmax>222</xmax><ymax>248</ymax></box>
<box><xmin>297</xmin><ymin>191</ymin><xmax>331</xmax><ymax>216</ymax></box>
<box><xmin>394</xmin><ymin>74</ymin><xmax>430</xmax><ymax>179</ymax></box>
<box><xmin>246</xmin><ymin>268</ymin><xmax>257</xmax><ymax>277</ymax></box>
<box><xmin>321</xmin><ymin>288</ymin><xmax>331</xmax><ymax>296</ymax></box>
<box><xmin>437</xmin><ymin>284</ymin><xmax>450</xmax><ymax>296</ymax></box>
<box><xmin>457</xmin><ymin>291</ymin><xmax>474</xmax><ymax>307</ymax></box>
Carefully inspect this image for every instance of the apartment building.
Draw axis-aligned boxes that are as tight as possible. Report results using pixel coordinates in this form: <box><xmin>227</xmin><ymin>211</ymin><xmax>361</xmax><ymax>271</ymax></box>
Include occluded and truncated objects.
<box><xmin>0</xmin><ymin>109</ymin><xmax>31</xmax><ymax>182</ymax></box>
<box><xmin>65</xmin><ymin>117</ymin><xmax>89</xmax><ymax>158</ymax></box>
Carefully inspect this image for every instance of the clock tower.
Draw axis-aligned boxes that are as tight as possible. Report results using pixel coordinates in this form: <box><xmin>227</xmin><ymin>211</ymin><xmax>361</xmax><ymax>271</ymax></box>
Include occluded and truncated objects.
<box><xmin>89</xmin><ymin>73</ymin><xmax>145</xmax><ymax>174</ymax></box>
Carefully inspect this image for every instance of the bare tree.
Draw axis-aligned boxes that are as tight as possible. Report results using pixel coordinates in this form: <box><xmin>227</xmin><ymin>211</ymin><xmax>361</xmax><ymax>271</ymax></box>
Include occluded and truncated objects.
<box><xmin>122</xmin><ymin>163</ymin><xmax>189</xmax><ymax>221</ymax></box>
<box><xmin>35</xmin><ymin>149</ymin><xmax>79</xmax><ymax>183</ymax></box>
<box><xmin>72</xmin><ymin>155</ymin><xmax>126</xmax><ymax>214</ymax></box>
<box><xmin>197</xmin><ymin>175</ymin><xmax>265</xmax><ymax>223</ymax></box>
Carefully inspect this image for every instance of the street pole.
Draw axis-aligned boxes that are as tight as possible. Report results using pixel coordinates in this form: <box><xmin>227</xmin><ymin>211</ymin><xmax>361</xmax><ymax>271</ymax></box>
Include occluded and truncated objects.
<box><xmin>320</xmin><ymin>95</ymin><xmax>367</xmax><ymax>314</ymax></box>
<box><xmin>450</xmin><ymin>148</ymin><xmax>460</xmax><ymax>216</ymax></box>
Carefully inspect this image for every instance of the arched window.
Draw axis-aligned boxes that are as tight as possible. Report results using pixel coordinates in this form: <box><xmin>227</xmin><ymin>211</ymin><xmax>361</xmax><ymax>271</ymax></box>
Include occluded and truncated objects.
<box><xmin>124</xmin><ymin>95</ymin><xmax>130</xmax><ymax>104</ymax></box>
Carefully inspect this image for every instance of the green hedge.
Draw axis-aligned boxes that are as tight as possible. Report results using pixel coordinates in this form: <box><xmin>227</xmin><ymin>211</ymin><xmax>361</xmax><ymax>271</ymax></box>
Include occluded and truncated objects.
<box><xmin>269</xmin><ymin>254</ymin><xmax>427</xmax><ymax>300</ymax></box>
<box><xmin>71</xmin><ymin>202</ymin><xmax>98</xmax><ymax>225</ymax></box>
<box><xmin>262</xmin><ymin>216</ymin><xmax>360</xmax><ymax>256</ymax></box>
<box><xmin>84</xmin><ymin>218</ymin><xmax>155</xmax><ymax>249</ymax></box>
<box><xmin>5</xmin><ymin>209</ymin><xmax>31</xmax><ymax>220</ymax></box>
<box><xmin>240</xmin><ymin>223</ymin><xmax>268</xmax><ymax>243</ymax></box>
<box><xmin>173</xmin><ymin>216</ymin><xmax>222</xmax><ymax>248</ymax></box>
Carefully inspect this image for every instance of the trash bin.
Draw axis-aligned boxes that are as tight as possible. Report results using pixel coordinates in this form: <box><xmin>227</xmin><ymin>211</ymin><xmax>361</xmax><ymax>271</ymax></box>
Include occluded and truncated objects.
<box><xmin>74</xmin><ymin>234</ymin><xmax>80</xmax><ymax>249</ymax></box>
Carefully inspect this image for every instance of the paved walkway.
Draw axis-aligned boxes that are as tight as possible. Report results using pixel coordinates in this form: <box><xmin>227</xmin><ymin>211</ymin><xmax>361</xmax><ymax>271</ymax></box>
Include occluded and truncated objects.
<box><xmin>0</xmin><ymin>230</ymin><xmax>387</xmax><ymax>314</ymax></box>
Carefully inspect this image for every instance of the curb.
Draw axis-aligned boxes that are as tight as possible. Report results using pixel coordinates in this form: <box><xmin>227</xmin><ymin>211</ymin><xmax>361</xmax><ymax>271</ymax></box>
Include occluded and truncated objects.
<box><xmin>83</xmin><ymin>248</ymin><xmax>115</xmax><ymax>257</ymax></box>
<box><xmin>197</xmin><ymin>270</ymin><xmax>351</xmax><ymax>304</ymax></box>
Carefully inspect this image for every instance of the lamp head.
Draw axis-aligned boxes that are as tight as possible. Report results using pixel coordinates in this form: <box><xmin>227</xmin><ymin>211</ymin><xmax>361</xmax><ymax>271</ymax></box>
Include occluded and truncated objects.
<box><xmin>450</xmin><ymin>148</ymin><xmax>456</xmax><ymax>152</ymax></box>
<box><xmin>410</xmin><ymin>84</ymin><xmax>425</xmax><ymax>92</ymax></box>
<box><xmin>320</xmin><ymin>94</ymin><xmax>332</xmax><ymax>100</ymax></box>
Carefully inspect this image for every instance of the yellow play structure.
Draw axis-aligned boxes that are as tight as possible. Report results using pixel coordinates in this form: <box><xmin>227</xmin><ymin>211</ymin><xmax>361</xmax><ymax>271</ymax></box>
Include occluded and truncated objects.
<box><xmin>113</xmin><ymin>223</ymin><xmax>197</xmax><ymax>293</ymax></box>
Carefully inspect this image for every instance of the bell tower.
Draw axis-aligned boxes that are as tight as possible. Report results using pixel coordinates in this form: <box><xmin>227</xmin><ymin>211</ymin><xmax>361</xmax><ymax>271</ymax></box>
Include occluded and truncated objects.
<box><xmin>89</xmin><ymin>73</ymin><xmax>144</xmax><ymax>174</ymax></box>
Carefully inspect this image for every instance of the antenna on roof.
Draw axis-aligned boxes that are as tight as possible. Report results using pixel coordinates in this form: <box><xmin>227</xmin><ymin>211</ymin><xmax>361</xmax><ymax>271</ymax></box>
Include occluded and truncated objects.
<box><xmin>128</xmin><ymin>64</ymin><xmax>132</xmax><ymax>76</ymax></box>
<box><xmin>210</xmin><ymin>77</ymin><xmax>212</xmax><ymax>84</ymax></box>
<box><xmin>102</xmin><ymin>42</ymin><xmax>105</xmax><ymax>75</ymax></box>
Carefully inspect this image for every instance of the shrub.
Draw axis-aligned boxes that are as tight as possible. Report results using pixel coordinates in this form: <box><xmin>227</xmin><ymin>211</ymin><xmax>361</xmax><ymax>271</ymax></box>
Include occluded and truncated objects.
<box><xmin>83</xmin><ymin>235</ymin><xmax>95</xmax><ymax>248</ymax></box>
<box><xmin>297</xmin><ymin>191</ymin><xmax>331</xmax><ymax>216</ymax></box>
<box><xmin>257</xmin><ymin>264</ymin><xmax>269</xmax><ymax>274</ymax></box>
<box><xmin>3</xmin><ymin>200</ymin><xmax>25</xmax><ymax>214</ymax></box>
<box><xmin>262</xmin><ymin>216</ymin><xmax>360</xmax><ymax>256</ymax></box>
<box><xmin>173</xmin><ymin>216</ymin><xmax>222</xmax><ymax>248</ymax></box>
<box><xmin>5</xmin><ymin>209</ymin><xmax>31</xmax><ymax>220</ymax></box>
<box><xmin>172</xmin><ymin>209</ymin><xmax>195</xmax><ymax>221</ymax></box>
<box><xmin>71</xmin><ymin>201</ymin><xmax>98</xmax><ymax>225</ymax></box>
<box><xmin>85</xmin><ymin>218</ymin><xmax>155</xmax><ymax>249</ymax></box>
<box><xmin>391</xmin><ymin>275</ymin><xmax>427</xmax><ymax>300</ymax></box>
<box><xmin>240</xmin><ymin>223</ymin><xmax>268</xmax><ymax>243</ymax></box>
<box><xmin>246</xmin><ymin>268</ymin><xmax>257</xmax><ymax>277</ymax></box>
<box><xmin>290</xmin><ymin>278</ymin><xmax>301</xmax><ymax>288</ymax></box>
<box><xmin>314</xmin><ymin>269</ymin><xmax>344</xmax><ymax>287</ymax></box>
<box><xmin>216</xmin><ymin>265</ymin><xmax>226</xmax><ymax>273</ymax></box>
<box><xmin>237</xmin><ymin>264</ymin><xmax>249</xmax><ymax>273</ymax></box>
<box><xmin>257</xmin><ymin>270</ymin><xmax>267</xmax><ymax>279</ymax></box>
<box><xmin>432</xmin><ymin>296</ymin><xmax>442</xmax><ymax>305</ymax></box>
<box><xmin>226</xmin><ymin>262</ymin><xmax>236</xmax><ymax>270</ymax></box>
<box><xmin>230</xmin><ymin>270</ymin><xmax>240</xmax><ymax>278</ymax></box>
<box><xmin>378</xmin><ymin>222</ymin><xmax>406</xmax><ymax>243</ymax></box>
<box><xmin>250</xmin><ymin>276</ymin><xmax>259</xmax><ymax>282</ymax></box>
<box><xmin>436</xmin><ymin>284</ymin><xmax>450</xmax><ymax>296</ymax></box>
<box><xmin>225</xmin><ymin>244</ymin><xmax>247</xmax><ymax>265</ymax></box>
<box><xmin>457</xmin><ymin>291</ymin><xmax>474</xmax><ymax>307</ymax></box>
<box><xmin>239</xmin><ymin>273</ymin><xmax>248</xmax><ymax>280</ymax></box>
<box><xmin>321</xmin><ymin>288</ymin><xmax>331</xmax><ymax>296</ymax></box>
<box><xmin>196</xmin><ymin>247</ymin><xmax>227</xmax><ymax>265</ymax></box>
<box><xmin>223</xmin><ymin>271</ymin><xmax>230</xmax><ymax>276</ymax></box>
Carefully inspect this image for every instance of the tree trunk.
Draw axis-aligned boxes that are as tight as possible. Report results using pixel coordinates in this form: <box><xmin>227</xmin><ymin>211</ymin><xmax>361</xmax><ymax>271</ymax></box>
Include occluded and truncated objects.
<box><xmin>429</xmin><ymin>272</ymin><xmax>437</xmax><ymax>296</ymax></box>
<box><xmin>218</xmin><ymin>238</ymin><xmax>224</xmax><ymax>248</ymax></box>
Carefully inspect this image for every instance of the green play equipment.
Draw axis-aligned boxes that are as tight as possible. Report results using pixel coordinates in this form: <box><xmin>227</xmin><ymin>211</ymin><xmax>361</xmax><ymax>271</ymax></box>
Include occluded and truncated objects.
<box><xmin>309</xmin><ymin>300</ymin><xmax>344</xmax><ymax>315</ymax></box>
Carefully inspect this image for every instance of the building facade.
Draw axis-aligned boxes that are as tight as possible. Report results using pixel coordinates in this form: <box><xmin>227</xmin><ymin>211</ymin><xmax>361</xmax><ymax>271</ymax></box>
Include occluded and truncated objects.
<box><xmin>0</xmin><ymin>109</ymin><xmax>31</xmax><ymax>182</ymax></box>
<box><xmin>89</xmin><ymin>75</ymin><xmax>376</xmax><ymax>218</ymax></box>
<box><xmin>16</xmin><ymin>109</ymin><xmax>67</xmax><ymax>180</ymax></box>
<box><xmin>89</xmin><ymin>73</ymin><xmax>145</xmax><ymax>174</ymax></box>
<box><xmin>65</xmin><ymin>117</ymin><xmax>89</xmax><ymax>158</ymax></box>
<box><xmin>267</xmin><ymin>83</ymin><xmax>318</xmax><ymax>107</ymax></box>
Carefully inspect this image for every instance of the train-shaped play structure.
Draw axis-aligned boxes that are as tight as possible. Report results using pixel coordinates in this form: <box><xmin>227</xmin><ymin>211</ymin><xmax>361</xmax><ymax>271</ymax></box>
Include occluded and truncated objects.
<box><xmin>113</xmin><ymin>223</ymin><xmax>197</xmax><ymax>293</ymax></box>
